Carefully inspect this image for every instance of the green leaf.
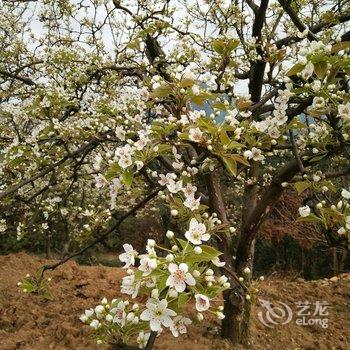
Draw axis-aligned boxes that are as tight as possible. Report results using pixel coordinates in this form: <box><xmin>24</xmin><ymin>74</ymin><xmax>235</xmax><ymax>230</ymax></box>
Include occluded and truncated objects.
<box><xmin>178</xmin><ymin>293</ymin><xmax>190</xmax><ymax>308</ymax></box>
<box><xmin>226</xmin><ymin>141</ymin><xmax>243</xmax><ymax>150</ymax></box>
<box><xmin>158</xmin><ymin>275</ymin><xmax>168</xmax><ymax>293</ymax></box>
<box><xmin>187</xmin><ymin>245</ymin><xmax>221</xmax><ymax>263</ymax></box>
<box><xmin>294</xmin><ymin>181</ymin><xmax>312</xmax><ymax>195</ymax></box>
<box><xmin>152</xmin><ymin>85</ymin><xmax>172</xmax><ymax>98</ymax></box>
<box><xmin>309</xmin><ymin>153</ymin><xmax>327</xmax><ymax>163</ymax></box>
<box><xmin>230</xmin><ymin>154</ymin><xmax>250</xmax><ymax>166</ymax></box>
<box><xmin>106</xmin><ymin>162</ymin><xmax>122</xmax><ymax>180</ymax></box>
<box><xmin>180</xmin><ymin>77</ymin><xmax>195</xmax><ymax>88</ymax></box>
<box><xmin>297</xmin><ymin>214</ymin><xmax>324</xmax><ymax>224</ymax></box>
<box><xmin>212</xmin><ymin>39</ymin><xmax>239</xmax><ymax>54</ymax></box>
<box><xmin>122</xmin><ymin>169</ymin><xmax>134</xmax><ymax>187</ymax></box>
<box><xmin>156</xmin><ymin>144</ymin><xmax>172</xmax><ymax>154</ymax></box>
<box><xmin>314</xmin><ymin>61</ymin><xmax>328</xmax><ymax>80</ymax></box>
<box><xmin>221</xmin><ymin>155</ymin><xmax>237</xmax><ymax>176</ymax></box>
<box><xmin>226</xmin><ymin>39</ymin><xmax>240</xmax><ymax>52</ymax></box>
<box><xmin>286</xmin><ymin>63</ymin><xmax>304</xmax><ymax>77</ymax></box>
<box><xmin>212</xmin><ymin>39</ymin><xmax>226</xmax><ymax>54</ymax></box>
<box><xmin>219</xmin><ymin>130</ymin><xmax>230</xmax><ymax>145</ymax></box>
<box><xmin>212</xmin><ymin>101</ymin><xmax>227</xmax><ymax>111</ymax></box>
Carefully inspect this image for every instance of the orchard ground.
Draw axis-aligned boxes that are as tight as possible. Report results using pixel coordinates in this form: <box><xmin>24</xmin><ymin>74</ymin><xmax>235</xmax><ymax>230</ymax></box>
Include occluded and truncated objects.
<box><xmin>0</xmin><ymin>253</ymin><xmax>349</xmax><ymax>350</ymax></box>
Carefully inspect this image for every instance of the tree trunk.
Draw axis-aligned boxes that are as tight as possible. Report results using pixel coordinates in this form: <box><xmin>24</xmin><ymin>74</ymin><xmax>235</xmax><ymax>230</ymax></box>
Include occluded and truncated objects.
<box><xmin>221</xmin><ymin>290</ymin><xmax>251</xmax><ymax>345</ymax></box>
<box><xmin>221</xmin><ymin>238</ymin><xmax>255</xmax><ymax>345</ymax></box>
<box><xmin>332</xmin><ymin>247</ymin><xmax>339</xmax><ymax>275</ymax></box>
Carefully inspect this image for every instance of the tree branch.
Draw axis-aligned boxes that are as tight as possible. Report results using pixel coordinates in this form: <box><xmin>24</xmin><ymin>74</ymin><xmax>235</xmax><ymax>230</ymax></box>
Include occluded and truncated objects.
<box><xmin>278</xmin><ymin>0</ymin><xmax>318</xmax><ymax>41</ymax></box>
<box><xmin>0</xmin><ymin>69</ymin><xmax>36</xmax><ymax>86</ymax></box>
<box><xmin>39</xmin><ymin>187</ymin><xmax>163</xmax><ymax>276</ymax></box>
<box><xmin>0</xmin><ymin>133</ymin><xmax>110</xmax><ymax>200</ymax></box>
<box><xmin>275</xmin><ymin>10</ymin><xmax>350</xmax><ymax>48</ymax></box>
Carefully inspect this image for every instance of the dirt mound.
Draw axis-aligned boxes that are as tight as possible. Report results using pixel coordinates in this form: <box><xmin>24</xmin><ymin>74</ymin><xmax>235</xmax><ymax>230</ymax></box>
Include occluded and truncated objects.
<box><xmin>0</xmin><ymin>253</ymin><xmax>349</xmax><ymax>350</ymax></box>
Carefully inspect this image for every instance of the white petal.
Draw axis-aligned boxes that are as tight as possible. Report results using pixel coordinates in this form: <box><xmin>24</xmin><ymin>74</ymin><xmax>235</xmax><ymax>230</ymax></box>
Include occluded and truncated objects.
<box><xmin>158</xmin><ymin>299</ymin><xmax>168</xmax><ymax>310</ymax></box>
<box><xmin>201</xmin><ymin>233</ymin><xmax>210</xmax><ymax>241</ymax></box>
<box><xmin>150</xmin><ymin>318</ymin><xmax>162</xmax><ymax>332</ymax></box>
<box><xmin>140</xmin><ymin>309</ymin><xmax>152</xmax><ymax>321</ymax></box>
<box><xmin>166</xmin><ymin>275</ymin><xmax>175</xmax><ymax>287</ymax></box>
<box><xmin>174</xmin><ymin>279</ymin><xmax>186</xmax><ymax>292</ymax></box>
<box><xmin>161</xmin><ymin>315</ymin><xmax>174</xmax><ymax>327</ymax></box>
<box><xmin>185</xmin><ymin>273</ymin><xmax>196</xmax><ymax>286</ymax></box>
<box><xmin>179</xmin><ymin>263</ymin><xmax>188</xmax><ymax>273</ymax></box>
<box><xmin>189</xmin><ymin>218</ymin><xmax>198</xmax><ymax>230</ymax></box>
<box><xmin>168</xmin><ymin>263</ymin><xmax>178</xmax><ymax>273</ymax></box>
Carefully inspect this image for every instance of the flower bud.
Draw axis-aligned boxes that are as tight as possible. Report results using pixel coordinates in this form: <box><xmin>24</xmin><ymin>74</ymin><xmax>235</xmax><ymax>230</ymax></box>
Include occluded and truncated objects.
<box><xmin>194</xmin><ymin>246</ymin><xmax>202</xmax><ymax>255</ymax></box>
<box><xmin>166</xmin><ymin>230</ymin><xmax>174</xmax><ymax>239</ymax></box>
<box><xmin>205</xmin><ymin>275</ymin><xmax>215</xmax><ymax>282</ymax></box>
<box><xmin>105</xmin><ymin>314</ymin><xmax>113</xmax><ymax>322</ymax></box>
<box><xmin>205</xmin><ymin>269</ymin><xmax>214</xmax><ymax>276</ymax></box>
<box><xmin>197</xmin><ymin>313</ymin><xmax>204</xmax><ymax>321</ymax></box>
<box><xmin>219</xmin><ymin>276</ymin><xmax>228</xmax><ymax>284</ymax></box>
<box><xmin>147</xmin><ymin>239</ymin><xmax>156</xmax><ymax>247</ymax></box>
<box><xmin>168</xmin><ymin>288</ymin><xmax>178</xmax><ymax>298</ymax></box>
<box><xmin>193</xmin><ymin>270</ymin><xmax>200</xmax><ymax>278</ymax></box>
<box><xmin>243</xmin><ymin>267</ymin><xmax>251</xmax><ymax>275</ymax></box>
<box><xmin>127</xmin><ymin>312</ymin><xmax>135</xmax><ymax>321</ymax></box>
<box><xmin>95</xmin><ymin>305</ymin><xmax>104</xmax><ymax>314</ymax></box>
<box><xmin>151</xmin><ymin>289</ymin><xmax>159</xmax><ymax>299</ymax></box>
<box><xmin>229</xmin><ymin>227</ymin><xmax>236</xmax><ymax>233</ymax></box>
<box><xmin>216</xmin><ymin>311</ymin><xmax>225</xmax><ymax>320</ymax></box>
<box><xmin>171</xmin><ymin>209</ymin><xmax>178</xmax><ymax>217</ymax></box>
<box><xmin>166</xmin><ymin>254</ymin><xmax>174</xmax><ymax>262</ymax></box>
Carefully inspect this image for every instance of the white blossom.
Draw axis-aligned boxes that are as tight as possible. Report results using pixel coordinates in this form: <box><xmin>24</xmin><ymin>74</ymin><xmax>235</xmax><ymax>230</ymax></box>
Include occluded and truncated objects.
<box><xmin>166</xmin><ymin>263</ymin><xmax>196</xmax><ymax>292</ymax></box>
<box><xmin>140</xmin><ymin>298</ymin><xmax>176</xmax><ymax>332</ymax></box>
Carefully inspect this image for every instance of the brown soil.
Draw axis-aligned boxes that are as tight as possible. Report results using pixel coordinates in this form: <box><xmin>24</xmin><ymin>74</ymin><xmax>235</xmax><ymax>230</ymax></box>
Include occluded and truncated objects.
<box><xmin>0</xmin><ymin>253</ymin><xmax>349</xmax><ymax>350</ymax></box>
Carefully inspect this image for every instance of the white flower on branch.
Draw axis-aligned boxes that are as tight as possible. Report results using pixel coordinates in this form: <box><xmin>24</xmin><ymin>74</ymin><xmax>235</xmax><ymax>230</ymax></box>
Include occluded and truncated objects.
<box><xmin>119</xmin><ymin>244</ymin><xmax>138</xmax><ymax>268</ymax></box>
<box><xmin>185</xmin><ymin>218</ymin><xmax>210</xmax><ymax>245</ymax></box>
<box><xmin>166</xmin><ymin>263</ymin><xmax>196</xmax><ymax>292</ymax></box>
<box><xmin>169</xmin><ymin>316</ymin><xmax>192</xmax><ymax>337</ymax></box>
<box><xmin>298</xmin><ymin>205</ymin><xmax>311</xmax><ymax>217</ymax></box>
<box><xmin>195</xmin><ymin>294</ymin><xmax>210</xmax><ymax>312</ymax></box>
<box><xmin>140</xmin><ymin>298</ymin><xmax>177</xmax><ymax>332</ymax></box>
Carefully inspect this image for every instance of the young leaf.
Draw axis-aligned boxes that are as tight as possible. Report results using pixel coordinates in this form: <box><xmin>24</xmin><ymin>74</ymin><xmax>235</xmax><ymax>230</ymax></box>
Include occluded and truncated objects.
<box><xmin>294</xmin><ymin>181</ymin><xmax>312</xmax><ymax>195</ymax></box>
<box><xmin>221</xmin><ymin>155</ymin><xmax>237</xmax><ymax>176</ymax></box>
<box><xmin>286</xmin><ymin>63</ymin><xmax>304</xmax><ymax>77</ymax></box>
<box><xmin>122</xmin><ymin>169</ymin><xmax>134</xmax><ymax>187</ymax></box>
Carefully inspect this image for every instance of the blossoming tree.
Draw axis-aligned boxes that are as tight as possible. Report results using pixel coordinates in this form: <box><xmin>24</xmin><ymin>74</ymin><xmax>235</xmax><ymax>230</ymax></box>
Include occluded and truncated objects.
<box><xmin>1</xmin><ymin>0</ymin><xmax>350</xmax><ymax>347</ymax></box>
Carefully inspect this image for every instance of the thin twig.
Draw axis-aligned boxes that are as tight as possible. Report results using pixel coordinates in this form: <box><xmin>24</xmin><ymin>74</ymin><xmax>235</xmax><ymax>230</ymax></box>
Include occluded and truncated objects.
<box><xmin>39</xmin><ymin>187</ymin><xmax>163</xmax><ymax>277</ymax></box>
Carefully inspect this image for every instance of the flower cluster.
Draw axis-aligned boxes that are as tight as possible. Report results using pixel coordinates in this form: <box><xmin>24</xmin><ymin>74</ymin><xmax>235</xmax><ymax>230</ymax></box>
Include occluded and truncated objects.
<box><xmin>298</xmin><ymin>188</ymin><xmax>350</xmax><ymax>247</ymax></box>
<box><xmin>80</xmin><ymin>217</ymin><xmax>230</xmax><ymax>348</ymax></box>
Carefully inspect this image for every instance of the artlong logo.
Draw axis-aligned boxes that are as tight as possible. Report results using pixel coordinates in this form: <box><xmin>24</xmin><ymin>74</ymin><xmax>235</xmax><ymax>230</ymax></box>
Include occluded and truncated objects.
<box><xmin>258</xmin><ymin>299</ymin><xmax>330</xmax><ymax>328</ymax></box>
<box><xmin>258</xmin><ymin>299</ymin><xmax>293</xmax><ymax>328</ymax></box>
